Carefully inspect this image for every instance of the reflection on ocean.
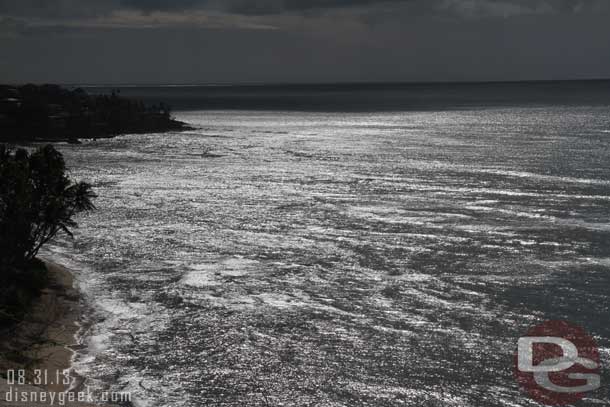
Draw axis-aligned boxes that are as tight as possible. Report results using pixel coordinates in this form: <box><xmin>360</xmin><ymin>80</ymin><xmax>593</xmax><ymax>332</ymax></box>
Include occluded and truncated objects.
<box><xmin>45</xmin><ymin>105</ymin><xmax>610</xmax><ymax>406</ymax></box>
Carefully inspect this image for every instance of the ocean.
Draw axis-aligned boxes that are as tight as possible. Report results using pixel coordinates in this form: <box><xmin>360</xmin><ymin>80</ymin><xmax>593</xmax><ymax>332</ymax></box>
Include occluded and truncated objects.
<box><xmin>43</xmin><ymin>82</ymin><xmax>610</xmax><ymax>406</ymax></box>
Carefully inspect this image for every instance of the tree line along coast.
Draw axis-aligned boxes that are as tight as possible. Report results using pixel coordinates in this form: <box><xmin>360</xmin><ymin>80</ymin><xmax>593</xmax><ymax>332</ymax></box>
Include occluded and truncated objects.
<box><xmin>0</xmin><ymin>84</ymin><xmax>192</xmax><ymax>144</ymax></box>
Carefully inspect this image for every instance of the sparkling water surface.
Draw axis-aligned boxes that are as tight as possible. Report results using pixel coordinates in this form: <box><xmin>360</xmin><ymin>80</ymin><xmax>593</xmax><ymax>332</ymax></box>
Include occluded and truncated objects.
<box><xmin>44</xmin><ymin>106</ymin><xmax>610</xmax><ymax>406</ymax></box>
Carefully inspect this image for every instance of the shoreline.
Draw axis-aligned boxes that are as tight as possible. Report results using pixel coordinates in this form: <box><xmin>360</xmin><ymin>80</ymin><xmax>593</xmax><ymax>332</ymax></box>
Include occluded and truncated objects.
<box><xmin>0</xmin><ymin>259</ymin><xmax>100</xmax><ymax>406</ymax></box>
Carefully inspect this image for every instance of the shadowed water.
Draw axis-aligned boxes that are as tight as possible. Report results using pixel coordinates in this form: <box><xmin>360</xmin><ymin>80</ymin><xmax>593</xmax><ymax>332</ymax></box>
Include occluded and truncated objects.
<box><xmin>44</xmin><ymin>105</ymin><xmax>610</xmax><ymax>406</ymax></box>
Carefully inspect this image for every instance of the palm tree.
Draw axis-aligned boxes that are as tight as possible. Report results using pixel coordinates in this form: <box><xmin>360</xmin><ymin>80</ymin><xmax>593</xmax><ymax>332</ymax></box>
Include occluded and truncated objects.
<box><xmin>0</xmin><ymin>144</ymin><xmax>96</xmax><ymax>268</ymax></box>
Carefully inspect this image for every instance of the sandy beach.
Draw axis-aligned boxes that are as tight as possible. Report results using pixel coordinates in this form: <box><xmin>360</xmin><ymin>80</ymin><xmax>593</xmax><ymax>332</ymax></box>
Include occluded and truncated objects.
<box><xmin>0</xmin><ymin>260</ymin><xmax>100</xmax><ymax>406</ymax></box>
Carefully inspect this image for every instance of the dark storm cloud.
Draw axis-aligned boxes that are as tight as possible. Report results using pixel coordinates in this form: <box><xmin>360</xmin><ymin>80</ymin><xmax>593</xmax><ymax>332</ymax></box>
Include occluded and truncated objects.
<box><xmin>2</xmin><ymin>0</ymin><xmax>610</xmax><ymax>20</ymax></box>
<box><xmin>116</xmin><ymin>0</ymin><xmax>610</xmax><ymax>16</ymax></box>
<box><xmin>120</xmin><ymin>0</ymin><xmax>203</xmax><ymax>12</ymax></box>
<box><xmin>0</xmin><ymin>0</ymin><xmax>413</xmax><ymax>18</ymax></box>
<box><xmin>0</xmin><ymin>0</ymin><xmax>115</xmax><ymax>19</ymax></box>
<box><xmin>216</xmin><ymin>0</ymin><xmax>412</xmax><ymax>16</ymax></box>
<box><xmin>2</xmin><ymin>0</ymin><xmax>610</xmax><ymax>84</ymax></box>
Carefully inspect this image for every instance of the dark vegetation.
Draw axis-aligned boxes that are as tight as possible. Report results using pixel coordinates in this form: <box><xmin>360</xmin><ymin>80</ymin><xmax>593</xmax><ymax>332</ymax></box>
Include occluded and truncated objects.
<box><xmin>0</xmin><ymin>145</ymin><xmax>95</xmax><ymax>326</ymax></box>
<box><xmin>0</xmin><ymin>84</ymin><xmax>191</xmax><ymax>144</ymax></box>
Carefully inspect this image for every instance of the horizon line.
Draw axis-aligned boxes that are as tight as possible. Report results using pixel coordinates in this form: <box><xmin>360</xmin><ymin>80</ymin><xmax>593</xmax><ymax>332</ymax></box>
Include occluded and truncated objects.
<box><xmin>10</xmin><ymin>77</ymin><xmax>610</xmax><ymax>88</ymax></box>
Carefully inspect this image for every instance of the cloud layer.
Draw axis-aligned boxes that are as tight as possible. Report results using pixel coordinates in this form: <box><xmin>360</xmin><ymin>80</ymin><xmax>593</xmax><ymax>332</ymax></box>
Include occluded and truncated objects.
<box><xmin>2</xmin><ymin>0</ymin><xmax>610</xmax><ymax>23</ymax></box>
<box><xmin>2</xmin><ymin>0</ymin><xmax>610</xmax><ymax>83</ymax></box>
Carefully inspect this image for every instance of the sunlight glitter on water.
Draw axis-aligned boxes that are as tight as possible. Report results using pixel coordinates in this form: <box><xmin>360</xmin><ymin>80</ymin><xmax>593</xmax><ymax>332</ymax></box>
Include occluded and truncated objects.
<box><xmin>42</xmin><ymin>106</ymin><xmax>610</xmax><ymax>406</ymax></box>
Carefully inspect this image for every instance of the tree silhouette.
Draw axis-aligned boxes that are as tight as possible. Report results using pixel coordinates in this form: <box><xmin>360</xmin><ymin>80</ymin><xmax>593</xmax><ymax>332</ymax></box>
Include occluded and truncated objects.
<box><xmin>0</xmin><ymin>145</ymin><xmax>96</xmax><ymax>270</ymax></box>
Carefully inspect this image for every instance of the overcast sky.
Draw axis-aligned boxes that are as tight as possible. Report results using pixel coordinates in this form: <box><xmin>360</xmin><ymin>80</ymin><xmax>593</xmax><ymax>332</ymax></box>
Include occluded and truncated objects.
<box><xmin>1</xmin><ymin>0</ymin><xmax>610</xmax><ymax>84</ymax></box>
